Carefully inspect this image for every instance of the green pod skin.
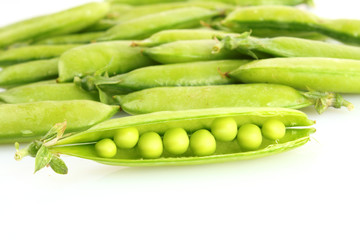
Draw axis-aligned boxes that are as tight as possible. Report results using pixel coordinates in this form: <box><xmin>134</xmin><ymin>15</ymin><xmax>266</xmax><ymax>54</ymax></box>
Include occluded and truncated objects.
<box><xmin>191</xmin><ymin>0</ymin><xmax>313</xmax><ymax>6</ymax></box>
<box><xmin>133</xmin><ymin>29</ymin><xmax>237</xmax><ymax>47</ymax></box>
<box><xmin>33</xmin><ymin>32</ymin><xmax>103</xmax><ymax>45</ymax></box>
<box><xmin>222</xmin><ymin>6</ymin><xmax>320</xmax><ymax>38</ymax></box>
<box><xmin>98</xmin><ymin>7</ymin><xmax>221</xmax><ymax>41</ymax></box>
<box><xmin>115</xmin><ymin>84</ymin><xmax>352</xmax><ymax>115</ymax></box>
<box><xmin>216</xmin><ymin>34</ymin><xmax>360</xmax><ymax>60</ymax></box>
<box><xmin>42</xmin><ymin>108</ymin><xmax>315</xmax><ymax>168</ymax></box>
<box><xmin>114</xmin><ymin>2</ymin><xmax>232</xmax><ymax>22</ymax></box>
<box><xmin>106</xmin><ymin>0</ymin><xmax>187</xmax><ymax>6</ymax></box>
<box><xmin>222</xmin><ymin>6</ymin><xmax>360</xmax><ymax>44</ymax></box>
<box><xmin>0</xmin><ymin>100</ymin><xmax>118</xmax><ymax>144</ymax></box>
<box><xmin>0</xmin><ymin>44</ymin><xmax>80</xmax><ymax>66</ymax></box>
<box><xmin>143</xmin><ymin>40</ymin><xmax>250</xmax><ymax>64</ymax></box>
<box><xmin>80</xmin><ymin>60</ymin><xmax>249</xmax><ymax>94</ymax></box>
<box><xmin>106</xmin><ymin>3</ymin><xmax>133</xmax><ymax>19</ymax></box>
<box><xmin>58</xmin><ymin>41</ymin><xmax>155</xmax><ymax>83</ymax></box>
<box><xmin>0</xmin><ymin>81</ymin><xmax>99</xmax><ymax>104</ymax></box>
<box><xmin>0</xmin><ymin>2</ymin><xmax>110</xmax><ymax>48</ymax></box>
<box><xmin>230</xmin><ymin>57</ymin><xmax>360</xmax><ymax>93</ymax></box>
<box><xmin>0</xmin><ymin>58</ymin><xmax>59</xmax><ymax>87</ymax></box>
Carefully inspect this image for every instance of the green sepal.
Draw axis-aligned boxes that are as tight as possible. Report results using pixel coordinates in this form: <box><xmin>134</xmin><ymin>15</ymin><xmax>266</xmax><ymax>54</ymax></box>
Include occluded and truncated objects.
<box><xmin>301</xmin><ymin>91</ymin><xmax>354</xmax><ymax>114</ymax></box>
<box><xmin>34</xmin><ymin>145</ymin><xmax>53</xmax><ymax>173</ymax></box>
<box><xmin>49</xmin><ymin>156</ymin><xmax>68</xmax><ymax>175</ymax></box>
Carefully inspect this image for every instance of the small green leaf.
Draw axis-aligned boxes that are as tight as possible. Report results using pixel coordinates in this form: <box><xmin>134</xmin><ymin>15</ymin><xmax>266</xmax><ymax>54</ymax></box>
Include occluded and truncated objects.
<box><xmin>49</xmin><ymin>156</ymin><xmax>68</xmax><ymax>175</ymax></box>
<box><xmin>34</xmin><ymin>145</ymin><xmax>53</xmax><ymax>173</ymax></box>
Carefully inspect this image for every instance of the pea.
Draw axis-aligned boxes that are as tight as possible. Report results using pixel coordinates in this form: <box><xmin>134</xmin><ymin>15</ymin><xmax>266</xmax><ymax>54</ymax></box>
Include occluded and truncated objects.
<box><xmin>190</xmin><ymin>129</ymin><xmax>216</xmax><ymax>156</ymax></box>
<box><xmin>237</xmin><ymin>124</ymin><xmax>262</xmax><ymax>151</ymax></box>
<box><xmin>211</xmin><ymin>117</ymin><xmax>238</xmax><ymax>142</ymax></box>
<box><xmin>138</xmin><ymin>132</ymin><xmax>163</xmax><ymax>159</ymax></box>
<box><xmin>163</xmin><ymin>128</ymin><xmax>189</xmax><ymax>155</ymax></box>
<box><xmin>262</xmin><ymin>119</ymin><xmax>286</xmax><ymax>140</ymax></box>
<box><xmin>95</xmin><ymin>138</ymin><xmax>117</xmax><ymax>158</ymax></box>
<box><xmin>114</xmin><ymin>127</ymin><xmax>139</xmax><ymax>149</ymax></box>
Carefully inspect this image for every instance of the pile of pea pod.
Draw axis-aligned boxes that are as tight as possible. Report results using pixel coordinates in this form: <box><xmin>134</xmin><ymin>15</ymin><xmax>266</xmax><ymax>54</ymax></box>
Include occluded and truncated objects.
<box><xmin>1</xmin><ymin>0</ymin><xmax>359</xmax><ymax>174</ymax></box>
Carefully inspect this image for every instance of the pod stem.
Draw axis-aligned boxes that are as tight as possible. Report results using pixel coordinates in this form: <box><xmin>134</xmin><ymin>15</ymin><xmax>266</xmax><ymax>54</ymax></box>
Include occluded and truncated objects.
<box><xmin>14</xmin><ymin>121</ymin><xmax>69</xmax><ymax>174</ymax></box>
<box><xmin>213</xmin><ymin>32</ymin><xmax>259</xmax><ymax>59</ymax></box>
<box><xmin>302</xmin><ymin>91</ymin><xmax>354</xmax><ymax>114</ymax></box>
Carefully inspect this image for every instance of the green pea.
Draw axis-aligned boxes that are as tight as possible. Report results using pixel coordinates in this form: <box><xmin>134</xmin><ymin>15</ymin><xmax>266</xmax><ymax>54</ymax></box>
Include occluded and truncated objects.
<box><xmin>262</xmin><ymin>119</ymin><xmax>286</xmax><ymax>140</ymax></box>
<box><xmin>190</xmin><ymin>129</ymin><xmax>216</xmax><ymax>156</ymax></box>
<box><xmin>138</xmin><ymin>132</ymin><xmax>163</xmax><ymax>159</ymax></box>
<box><xmin>95</xmin><ymin>138</ymin><xmax>117</xmax><ymax>158</ymax></box>
<box><xmin>211</xmin><ymin>117</ymin><xmax>238</xmax><ymax>142</ymax></box>
<box><xmin>114</xmin><ymin>127</ymin><xmax>139</xmax><ymax>149</ymax></box>
<box><xmin>163</xmin><ymin>128</ymin><xmax>189</xmax><ymax>155</ymax></box>
<box><xmin>237</xmin><ymin>124</ymin><xmax>262</xmax><ymax>151</ymax></box>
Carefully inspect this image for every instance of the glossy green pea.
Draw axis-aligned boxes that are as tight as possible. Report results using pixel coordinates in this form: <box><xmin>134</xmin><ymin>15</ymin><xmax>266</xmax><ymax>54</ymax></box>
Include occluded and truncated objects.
<box><xmin>222</xmin><ymin>6</ymin><xmax>360</xmax><ymax>44</ymax></box>
<box><xmin>237</xmin><ymin>124</ymin><xmax>262</xmax><ymax>151</ymax></box>
<box><xmin>163</xmin><ymin>128</ymin><xmax>189</xmax><ymax>155</ymax></box>
<box><xmin>230</xmin><ymin>57</ymin><xmax>360</xmax><ymax>93</ymax></box>
<box><xmin>81</xmin><ymin>60</ymin><xmax>249</xmax><ymax>94</ymax></box>
<box><xmin>143</xmin><ymin>40</ymin><xmax>249</xmax><ymax>64</ymax></box>
<box><xmin>133</xmin><ymin>29</ymin><xmax>236</xmax><ymax>47</ymax></box>
<box><xmin>0</xmin><ymin>80</ymin><xmax>98</xmax><ymax>104</ymax></box>
<box><xmin>138</xmin><ymin>132</ymin><xmax>163</xmax><ymax>159</ymax></box>
<box><xmin>113</xmin><ymin>127</ymin><xmax>139</xmax><ymax>149</ymax></box>
<box><xmin>0</xmin><ymin>58</ymin><xmax>59</xmax><ymax>87</ymax></box>
<box><xmin>216</xmin><ymin>34</ymin><xmax>360</xmax><ymax>60</ymax></box>
<box><xmin>0</xmin><ymin>44</ymin><xmax>79</xmax><ymax>66</ymax></box>
<box><xmin>95</xmin><ymin>139</ymin><xmax>117</xmax><ymax>158</ymax></box>
<box><xmin>98</xmin><ymin>7</ymin><xmax>220</xmax><ymax>41</ymax></box>
<box><xmin>114</xmin><ymin>2</ymin><xmax>232</xmax><ymax>22</ymax></box>
<box><xmin>115</xmin><ymin>84</ymin><xmax>352</xmax><ymax>115</ymax></box>
<box><xmin>262</xmin><ymin>119</ymin><xmax>286</xmax><ymax>140</ymax></box>
<box><xmin>190</xmin><ymin>129</ymin><xmax>216</xmax><ymax>156</ymax></box>
<box><xmin>34</xmin><ymin>32</ymin><xmax>102</xmax><ymax>45</ymax></box>
<box><xmin>0</xmin><ymin>2</ymin><xmax>110</xmax><ymax>48</ymax></box>
<box><xmin>58</xmin><ymin>41</ymin><xmax>155</xmax><ymax>83</ymax></box>
<box><xmin>211</xmin><ymin>117</ymin><xmax>238</xmax><ymax>142</ymax></box>
<box><xmin>17</xmin><ymin>108</ymin><xmax>315</xmax><ymax>174</ymax></box>
<box><xmin>0</xmin><ymin>100</ymin><xmax>118</xmax><ymax>144</ymax></box>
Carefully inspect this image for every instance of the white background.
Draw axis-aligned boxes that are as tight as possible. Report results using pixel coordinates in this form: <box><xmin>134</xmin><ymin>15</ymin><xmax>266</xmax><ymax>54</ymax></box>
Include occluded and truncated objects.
<box><xmin>1</xmin><ymin>1</ymin><xmax>360</xmax><ymax>239</ymax></box>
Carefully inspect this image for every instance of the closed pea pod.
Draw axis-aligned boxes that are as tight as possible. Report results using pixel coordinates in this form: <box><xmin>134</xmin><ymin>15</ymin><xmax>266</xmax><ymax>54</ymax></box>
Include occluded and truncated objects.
<box><xmin>0</xmin><ymin>2</ymin><xmax>110</xmax><ymax>48</ymax></box>
<box><xmin>34</xmin><ymin>32</ymin><xmax>103</xmax><ymax>45</ymax></box>
<box><xmin>189</xmin><ymin>0</ymin><xmax>313</xmax><ymax>6</ymax></box>
<box><xmin>0</xmin><ymin>81</ymin><xmax>99</xmax><ymax>104</ymax></box>
<box><xmin>143</xmin><ymin>40</ymin><xmax>250</xmax><ymax>64</ymax></box>
<box><xmin>0</xmin><ymin>58</ymin><xmax>59</xmax><ymax>87</ymax></box>
<box><xmin>77</xmin><ymin>60</ymin><xmax>249</xmax><ymax>94</ymax></box>
<box><xmin>0</xmin><ymin>44</ymin><xmax>80</xmax><ymax>66</ymax></box>
<box><xmin>0</xmin><ymin>100</ymin><xmax>118</xmax><ymax>144</ymax></box>
<box><xmin>58</xmin><ymin>41</ymin><xmax>155</xmax><ymax>83</ymax></box>
<box><xmin>230</xmin><ymin>57</ymin><xmax>360</xmax><ymax>93</ymax></box>
<box><xmin>15</xmin><ymin>108</ymin><xmax>315</xmax><ymax>174</ymax></box>
<box><xmin>115</xmin><ymin>84</ymin><xmax>352</xmax><ymax>115</ymax></box>
<box><xmin>98</xmin><ymin>7</ymin><xmax>221</xmax><ymax>41</ymax></box>
<box><xmin>215</xmin><ymin>33</ymin><xmax>360</xmax><ymax>60</ymax></box>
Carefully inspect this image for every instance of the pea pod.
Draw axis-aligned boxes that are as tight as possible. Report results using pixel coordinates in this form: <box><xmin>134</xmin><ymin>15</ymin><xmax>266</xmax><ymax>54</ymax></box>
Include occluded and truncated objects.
<box><xmin>143</xmin><ymin>40</ymin><xmax>251</xmax><ymax>64</ymax></box>
<box><xmin>98</xmin><ymin>7</ymin><xmax>221</xmax><ymax>41</ymax></box>
<box><xmin>114</xmin><ymin>84</ymin><xmax>352</xmax><ymax>115</ymax></box>
<box><xmin>114</xmin><ymin>2</ymin><xmax>232</xmax><ymax>22</ymax></box>
<box><xmin>58</xmin><ymin>41</ymin><xmax>155</xmax><ymax>83</ymax></box>
<box><xmin>222</xmin><ymin>6</ymin><xmax>360</xmax><ymax>44</ymax></box>
<box><xmin>0</xmin><ymin>100</ymin><xmax>118</xmax><ymax>144</ymax></box>
<box><xmin>15</xmin><ymin>107</ymin><xmax>315</xmax><ymax>174</ymax></box>
<box><xmin>214</xmin><ymin>33</ymin><xmax>360</xmax><ymax>60</ymax></box>
<box><xmin>106</xmin><ymin>3</ymin><xmax>133</xmax><ymax>19</ymax></box>
<box><xmin>77</xmin><ymin>60</ymin><xmax>249</xmax><ymax>94</ymax></box>
<box><xmin>0</xmin><ymin>58</ymin><xmax>59</xmax><ymax>87</ymax></box>
<box><xmin>132</xmin><ymin>29</ymin><xmax>236</xmax><ymax>47</ymax></box>
<box><xmin>0</xmin><ymin>44</ymin><xmax>79</xmax><ymax>66</ymax></box>
<box><xmin>0</xmin><ymin>81</ymin><xmax>98</xmax><ymax>104</ymax></box>
<box><xmin>0</xmin><ymin>2</ymin><xmax>110</xmax><ymax>48</ymax></box>
<box><xmin>230</xmin><ymin>57</ymin><xmax>360</xmax><ymax>93</ymax></box>
<box><xmin>106</xmin><ymin>0</ymin><xmax>191</xmax><ymax>6</ymax></box>
<box><xmin>33</xmin><ymin>32</ymin><xmax>102</xmax><ymax>45</ymax></box>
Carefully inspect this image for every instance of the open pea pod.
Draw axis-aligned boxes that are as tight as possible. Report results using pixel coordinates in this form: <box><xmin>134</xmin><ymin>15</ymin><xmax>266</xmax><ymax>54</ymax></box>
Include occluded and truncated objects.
<box><xmin>16</xmin><ymin>108</ymin><xmax>315</xmax><ymax>174</ymax></box>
